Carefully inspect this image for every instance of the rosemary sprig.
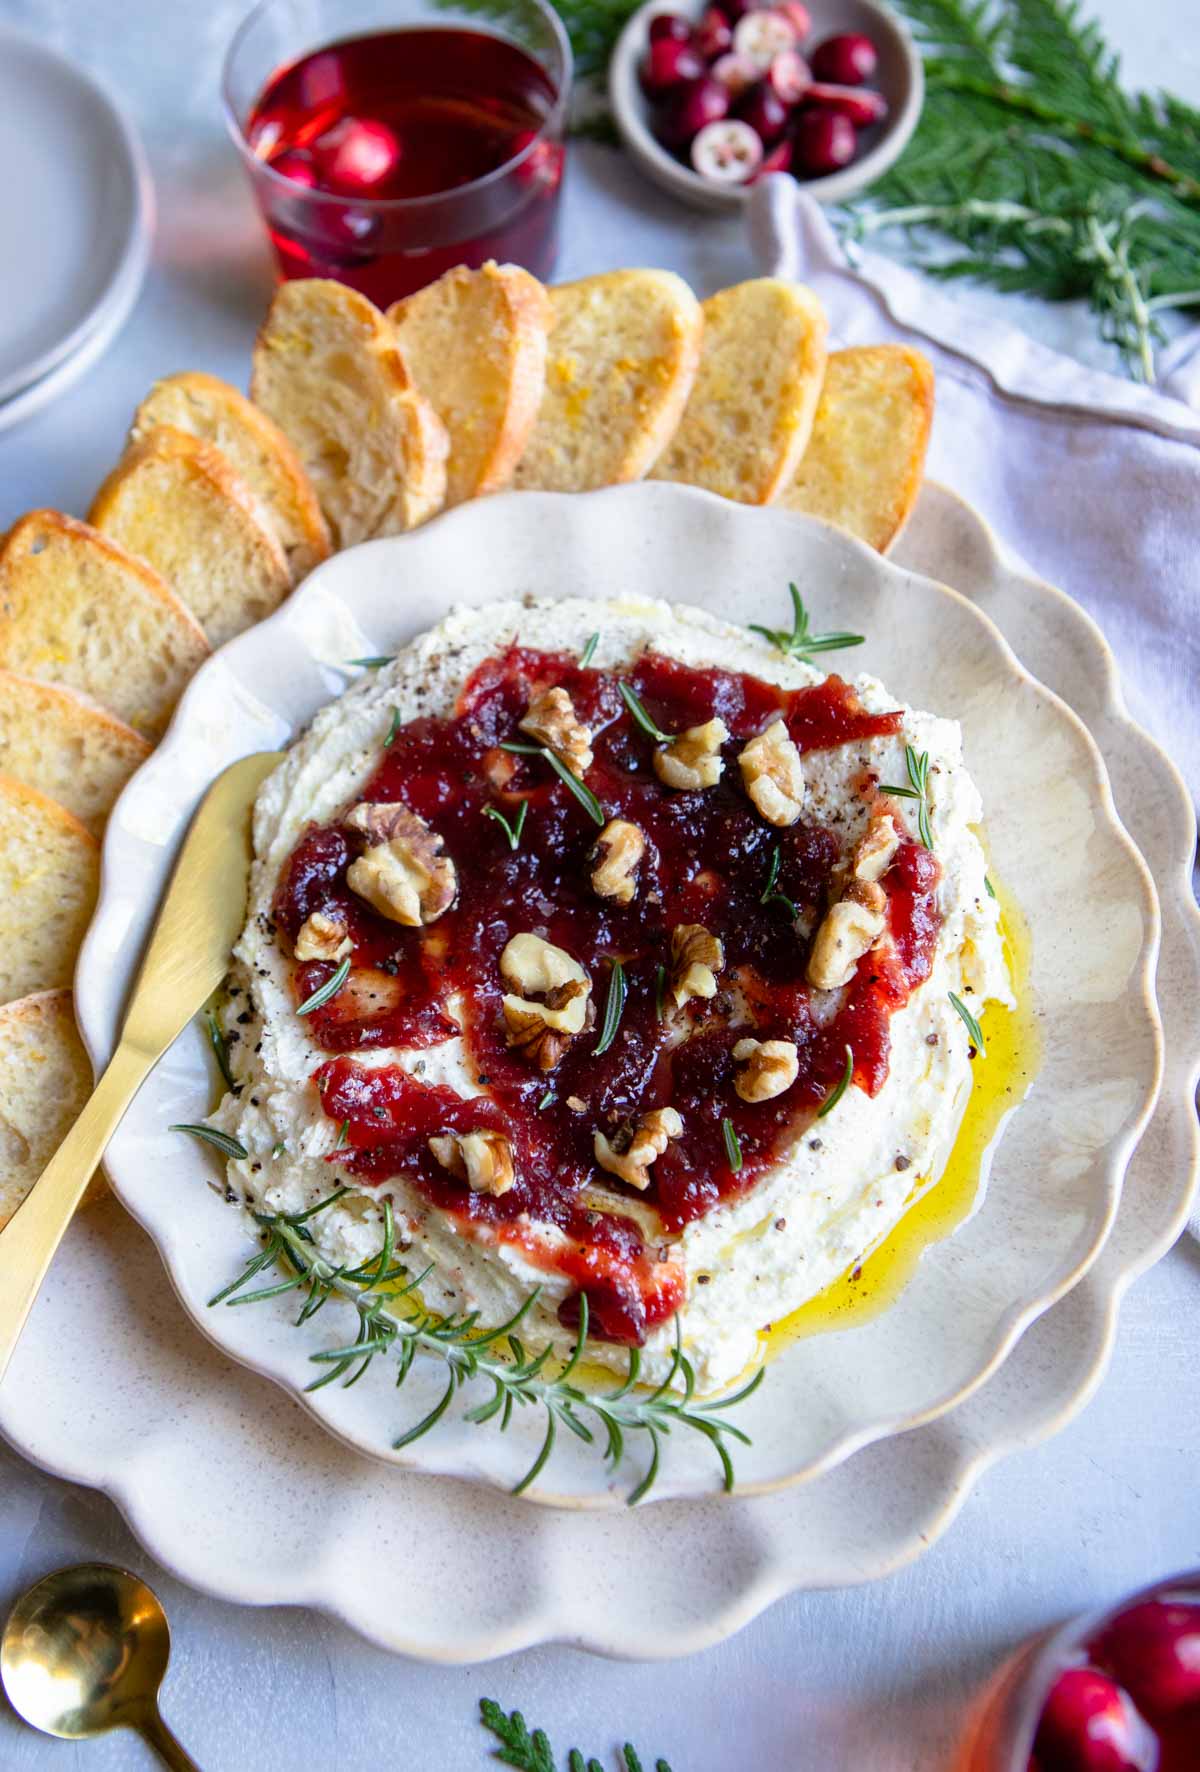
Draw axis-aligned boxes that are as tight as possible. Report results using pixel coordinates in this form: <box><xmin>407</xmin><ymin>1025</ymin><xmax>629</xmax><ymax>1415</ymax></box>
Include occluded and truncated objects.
<box><xmin>593</xmin><ymin>958</ymin><xmax>627</xmax><ymax>1056</ymax></box>
<box><xmin>537</xmin><ymin>1088</ymin><xmax>556</xmax><ymax>1111</ymax></box>
<box><xmin>817</xmin><ymin>1046</ymin><xmax>854</xmax><ymax>1120</ymax></box>
<box><xmin>618</xmin><ymin>680</ymin><xmax>672</xmax><ymax>744</ymax></box>
<box><xmin>479</xmin><ymin>1700</ymin><xmax>673</xmax><ymax>1772</ymax></box>
<box><xmin>749</xmin><ymin>582</ymin><xmax>865</xmax><ymax>665</ymax></box>
<box><xmin>881</xmin><ymin>744</ymin><xmax>934</xmax><ymax>850</ymax></box>
<box><xmin>296</xmin><ymin>955</ymin><xmax>351</xmax><ymax>1016</ymax></box>
<box><xmin>272</xmin><ymin>1140</ymin><xmax>286</xmax><ymax>1158</ymax></box>
<box><xmin>383</xmin><ymin>707</ymin><xmax>402</xmax><ymax>747</ymax></box>
<box><xmin>949</xmin><ymin>990</ymin><xmax>987</xmax><ymax>1057</ymax></box>
<box><xmin>346</xmin><ymin>655</ymin><xmax>394</xmax><ymax>669</ymax></box>
<box><xmin>333</xmin><ymin>1118</ymin><xmax>350</xmax><ymax>1152</ymax></box>
<box><xmin>985</xmin><ymin>875</ymin><xmax>997</xmax><ymax>899</ymax></box>
<box><xmin>484</xmin><ymin>799</ymin><xmax>529</xmax><ymax>851</ymax></box>
<box><xmin>759</xmin><ymin>844</ymin><xmax>798</xmax><ymax>918</ymax></box>
<box><xmin>501</xmin><ymin>741</ymin><xmax>605</xmax><ymax>826</ymax></box>
<box><xmin>579</xmin><ymin>631</ymin><xmax>600</xmax><ymax>669</ymax></box>
<box><xmin>722</xmin><ymin>1117</ymin><xmax>743</xmax><ymax>1174</ymax></box>
<box><xmin>211</xmin><ymin>1191</ymin><xmax>764</xmax><ymax>1503</ymax></box>
<box><xmin>172</xmin><ymin>1123</ymin><xmax>248</xmax><ymax>1161</ymax></box>
<box><xmin>206</xmin><ymin>1010</ymin><xmax>240</xmax><ymax>1096</ymax></box>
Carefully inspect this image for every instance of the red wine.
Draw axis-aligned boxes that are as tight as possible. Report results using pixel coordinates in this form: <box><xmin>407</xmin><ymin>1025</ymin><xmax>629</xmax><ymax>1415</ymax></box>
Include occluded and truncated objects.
<box><xmin>245</xmin><ymin>27</ymin><xmax>564</xmax><ymax>303</ymax></box>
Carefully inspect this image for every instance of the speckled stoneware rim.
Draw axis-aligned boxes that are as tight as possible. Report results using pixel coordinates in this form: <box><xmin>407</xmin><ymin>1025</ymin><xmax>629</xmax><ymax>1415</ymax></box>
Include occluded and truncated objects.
<box><xmin>69</xmin><ymin>484</ymin><xmax>1161</xmax><ymax>1510</ymax></box>
<box><xmin>609</xmin><ymin>0</ymin><xmax>924</xmax><ymax>214</ymax></box>
<box><xmin>0</xmin><ymin>480</ymin><xmax>1193</xmax><ymax>1657</ymax></box>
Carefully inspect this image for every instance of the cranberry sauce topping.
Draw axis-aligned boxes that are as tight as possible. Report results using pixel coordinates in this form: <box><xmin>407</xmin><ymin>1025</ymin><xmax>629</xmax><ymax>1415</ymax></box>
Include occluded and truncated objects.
<box><xmin>272</xmin><ymin>645</ymin><xmax>942</xmax><ymax>1345</ymax></box>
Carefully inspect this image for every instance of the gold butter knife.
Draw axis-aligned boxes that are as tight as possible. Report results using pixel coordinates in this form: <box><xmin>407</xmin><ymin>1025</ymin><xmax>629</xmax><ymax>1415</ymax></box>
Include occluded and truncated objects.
<box><xmin>0</xmin><ymin>750</ymin><xmax>282</xmax><ymax>1383</ymax></box>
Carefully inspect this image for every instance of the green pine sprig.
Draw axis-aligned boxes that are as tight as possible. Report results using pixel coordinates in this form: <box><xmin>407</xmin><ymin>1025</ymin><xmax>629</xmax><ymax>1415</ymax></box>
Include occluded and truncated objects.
<box><xmin>479</xmin><ymin>1701</ymin><xmax>673</xmax><ymax>1772</ymax></box>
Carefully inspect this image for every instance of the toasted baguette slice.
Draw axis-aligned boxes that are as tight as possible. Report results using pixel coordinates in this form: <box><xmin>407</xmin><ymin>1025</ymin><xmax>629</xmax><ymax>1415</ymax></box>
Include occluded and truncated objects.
<box><xmin>0</xmin><ymin>511</ymin><xmax>209</xmax><ymax>740</ymax></box>
<box><xmin>779</xmin><ymin>345</ymin><xmax>935</xmax><ymax>553</ymax></box>
<box><xmin>0</xmin><ymin>672</ymin><xmax>150</xmax><ymax>837</ymax></box>
<box><xmin>251</xmin><ymin>279</ymin><xmax>449</xmax><ymax>546</ymax></box>
<box><xmin>0</xmin><ymin>776</ymin><xmax>99</xmax><ymax>998</ymax></box>
<box><xmin>387</xmin><ymin>262</ymin><xmax>552</xmax><ymax>507</ymax></box>
<box><xmin>130</xmin><ymin>371</ymin><xmax>331</xmax><ymax>580</ymax></box>
<box><xmin>90</xmin><ymin>427</ymin><xmax>292</xmax><ymax>648</ymax></box>
<box><xmin>0</xmin><ymin>990</ymin><xmax>97</xmax><ymax>1230</ymax></box>
<box><xmin>651</xmin><ymin>279</ymin><xmax>828</xmax><ymax>505</ymax></box>
<box><xmin>512</xmin><ymin>270</ymin><xmax>704</xmax><ymax>492</ymax></box>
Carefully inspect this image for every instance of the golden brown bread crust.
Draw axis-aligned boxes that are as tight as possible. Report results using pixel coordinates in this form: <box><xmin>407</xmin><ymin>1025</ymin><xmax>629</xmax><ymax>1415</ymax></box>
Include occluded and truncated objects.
<box><xmin>0</xmin><ymin>988</ymin><xmax>99</xmax><ymax>1230</ymax></box>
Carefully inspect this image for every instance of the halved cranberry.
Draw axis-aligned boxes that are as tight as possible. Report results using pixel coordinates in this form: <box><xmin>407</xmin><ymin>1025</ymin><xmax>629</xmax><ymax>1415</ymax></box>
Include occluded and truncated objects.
<box><xmin>793</xmin><ymin>107</ymin><xmax>856</xmax><ymax>175</ymax></box>
<box><xmin>657</xmin><ymin>76</ymin><xmax>730</xmax><ymax>148</ymax></box>
<box><xmin>710</xmin><ymin>50</ymin><xmax>759</xmax><ymax>97</ymax></box>
<box><xmin>690</xmin><ymin>117</ymin><xmax>763</xmax><ymax>184</ymax></box>
<box><xmin>733</xmin><ymin>8</ymin><xmax>796</xmax><ymax>69</ymax></box>
<box><xmin>311</xmin><ymin>116</ymin><xmax>399</xmax><ymax>192</ymax></box>
<box><xmin>641</xmin><ymin>38</ymin><xmax>706</xmax><ymax>96</ymax></box>
<box><xmin>270</xmin><ymin>149</ymin><xmax>318</xmax><ymax>189</ymax></box>
<box><xmin>1091</xmin><ymin>1599</ymin><xmax>1200</xmax><ymax>1722</ymax></box>
<box><xmin>751</xmin><ymin>136</ymin><xmax>793</xmax><ymax>180</ymax></box>
<box><xmin>695</xmin><ymin>5</ymin><xmax>734</xmax><ymax>58</ymax></box>
<box><xmin>1034</xmin><ymin>1669</ymin><xmax>1158</xmax><ymax>1772</ymax></box>
<box><xmin>736</xmin><ymin>80</ymin><xmax>789</xmax><ymax>144</ymax></box>
<box><xmin>810</xmin><ymin>31</ymin><xmax>878</xmax><ymax>85</ymax></box>
<box><xmin>648</xmin><ymin>11</ymin><xmax>694</xmax><ymax>43</ymax></box>
<box><xmin>805</xmin><ymin>82</ymin><xmax>888</xmax><ymax>126</ymax></box>
<box><xmin>765</xmin><ymin>47</ymin><xmax>811</xmax><ymax>104</ymax></box>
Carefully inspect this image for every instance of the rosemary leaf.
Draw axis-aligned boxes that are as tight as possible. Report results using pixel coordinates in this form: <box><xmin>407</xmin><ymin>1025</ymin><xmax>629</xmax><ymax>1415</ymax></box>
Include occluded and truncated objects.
<box><xmin>817</xmin><ymin>1046</ymin><xmax>855</xmax><ymax>1119</ymax></box>
<box><xmin>383</xmin><ymin>707</ymin><xmax>402</xmax><ymax>747</ymax></box>
<box><xmin>346</xmin><ymin>655</ymin><xmax>393</xmax><ymax>669</ymax></box>
<box><xmin>948</xmin><ymin>990</ymin><xmax>987</xmax><ymax>1057</ymax></box>
<box><xmin>749</xmin><ymin>581</ymin><xmax>865</xmax><ymax>664</ymax></box>
<box><xmin>537</xmin><ymin>1088</ymin><xmax>555</xmax><ymax>1111</ymax></box>
<box><xmin>172</xmin><ymin>1122</ymin><xmax>248</xmax><ymax>1161</ymax></box>
<box><xmin>579</xmin><ymin>631</ymin><xmax>600</xmax><ymax>668</ymax></box>
<box><xmin>985</xmin><ymin>874</ymin><xmax>997</xmax><ymax>899</ymax></box>
<box><xmin>272</xmin><ymin>1140</ymin><xmax>286</xmax><ymax>1158</ymax></box>
<box><xmin>759</xmin><ymin>844</ymin><xmax>799</xmax><ymax>917</ymax></box>
<box><xmin>500</xmin><ymin>741</ymin><xmax>604</xmax><ymax>825</ymax></box>
<box><xmin>654</xmin><ymin>963</ymin><xmax>666</xmax><ymax>1022</ymax></box>
<box><xmin>593</xmin><ymin>958</ymin><xmax>627</xmax><ymax>1056</ymax></box>
<box><xmin>296</xmin><ymin>955</ymin><xmax>351</xmax><ymax>1016</ymax></box>
<box><xmin>205</xmin><ymin>1010</ymin><xmax>240</xmax><ymax>1096</ymax></box>
<box><xmin>722</xmin><ymin>1116</ymin><xmax>743</xmax><ymax>1173</ymax></box>
<box><xmin>483</xmin><ymin>799</ymin><xmax>528</xmax><ymax>851</ymax></box>
<box><xmin>618</xmin><ymin>679</ymin><xmax>672</xmax><ymax>743</ymax></box>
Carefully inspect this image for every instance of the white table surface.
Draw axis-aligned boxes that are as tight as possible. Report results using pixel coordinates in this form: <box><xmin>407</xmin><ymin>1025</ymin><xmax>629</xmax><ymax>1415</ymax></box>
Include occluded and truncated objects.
<box><xmin>1</xmin><ymin>2</ymin><xmax>1198</xmax><ymax>1767</ymax></box>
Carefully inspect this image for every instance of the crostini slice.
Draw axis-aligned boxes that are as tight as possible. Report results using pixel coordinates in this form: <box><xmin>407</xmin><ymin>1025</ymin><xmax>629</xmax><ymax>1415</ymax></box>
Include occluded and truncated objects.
<box><xmin>0</xmin><ymin>989</ymin><xmax>98</xmax><ymax>1231</ymax></box>
<box><xmin>0</xmin><ymin>671</ymin><xmax>150</xmax><ymax>838</ymax></box>
<box><xmin>0</xmin><ymin>776</ymin><xmax>99</xmax><ymax>999</ymax></box>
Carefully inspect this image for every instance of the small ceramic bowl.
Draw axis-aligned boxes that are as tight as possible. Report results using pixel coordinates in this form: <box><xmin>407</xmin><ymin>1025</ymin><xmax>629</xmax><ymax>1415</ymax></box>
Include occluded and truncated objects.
<box><xmin>609</xmin><ymin>0</ymin><xmax>924</xmax><ymax>212</ymax></box>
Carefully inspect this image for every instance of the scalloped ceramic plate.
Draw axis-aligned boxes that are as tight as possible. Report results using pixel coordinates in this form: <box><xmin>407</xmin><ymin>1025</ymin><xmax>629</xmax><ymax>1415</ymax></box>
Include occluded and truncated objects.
<box><xmin>68</xmin><ymin>485</ymin><xmax>1160</xmax><ymax>1508</ymax></box>
<box><xmin>0</xmin><ymin>481</ymin><xmax>1193</xmax><ymax>1653</ymax></box>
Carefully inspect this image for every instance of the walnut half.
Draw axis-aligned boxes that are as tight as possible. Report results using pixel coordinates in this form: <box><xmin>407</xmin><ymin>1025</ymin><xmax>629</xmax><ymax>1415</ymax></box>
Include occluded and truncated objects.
<box><xmin>738</xmin><ymin>719</ymin><xmax>806</xmax><ymax>826</ymax></box>
<box><xmin>519</xmin><ymin>686</ymin><xmax>593</xmax><ymax>775</ymax></box>
<box><xmin>428</xmin><ymin>1130</ymin><xmax>515</xmax><ymax>1197</ymax></box>
<box><xmin>733</xmin><ymin>1037</ymin><xmax>799</xmax><ymax>1103</ymax></box>
<box><xmin>669</xmin><ymin>922</ymin><xmax>724</xmax><ymax>1009</ymax></box>
<box><xmin>345</xmin><ymin>802</ymin><xmax>456</xmax><ymax>927</ymax></box>
<box><xmin>294</xmin><ymin>909</ymin><xmax>352</xmax><ymax>963</ymax></box>
<box><xmin>500</xmin><ymin>932</ymin><xmax>591</xmax><ymax>1071</ymax></box>
<box><xmin>593</xmin><ymin>1107</ymin><xmax>683</xmax><ymax>1192</ymax></box>
<box><xmin>590</xmin><ymin>818</ymin><xmax>646</xmax><ymax>905</ymax></box>
<box><xmin>653</xmin><ymin>717</ymin><xmax>729</xmax><ymax>791</ymax></box>
<box><xmin>806</xmin><ymin>811</ymin><xmax>899</xmax><ymax>991</ymax></box>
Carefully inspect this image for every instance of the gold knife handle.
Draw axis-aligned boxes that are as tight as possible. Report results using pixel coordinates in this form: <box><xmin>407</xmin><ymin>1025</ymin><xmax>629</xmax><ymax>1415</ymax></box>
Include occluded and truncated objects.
<box><xmin>0</xmin><ymin>1042</ymin><xmax>148</xmax><ymax>1385</ymax></box>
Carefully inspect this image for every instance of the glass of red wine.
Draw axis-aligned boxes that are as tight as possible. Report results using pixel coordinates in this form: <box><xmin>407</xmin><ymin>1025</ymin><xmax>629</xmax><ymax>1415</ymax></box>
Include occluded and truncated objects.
<box><xmin>222</xmin><ymin>0</ymin><xmax>572</xmax><ymax>305</ymax></box>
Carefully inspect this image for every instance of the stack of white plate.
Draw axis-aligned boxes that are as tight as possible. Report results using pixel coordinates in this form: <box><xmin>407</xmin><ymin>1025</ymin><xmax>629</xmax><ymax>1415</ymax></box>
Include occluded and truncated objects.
<box><xmin>0</xmin><ymin>30</ymin><xmax>152</xmax><ymax>436</ymax></box>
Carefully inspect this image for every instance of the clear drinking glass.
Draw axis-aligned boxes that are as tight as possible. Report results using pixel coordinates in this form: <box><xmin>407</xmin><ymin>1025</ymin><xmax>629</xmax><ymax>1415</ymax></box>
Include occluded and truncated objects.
<box><xmin>222</xmin><ymin>0</ymin><xmax>571</xmax><ymax>306</ymax></box>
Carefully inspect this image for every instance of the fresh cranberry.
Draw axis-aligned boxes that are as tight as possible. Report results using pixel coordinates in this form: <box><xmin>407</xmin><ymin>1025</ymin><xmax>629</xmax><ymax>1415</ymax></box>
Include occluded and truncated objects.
<box><xmin>805</xmin><ymin>82</ymin><xmax>888</xmax><ymax>126</ymax></box>
<box><xmin>695</xmin><ymin>5</ymin><xmax>734</xmax><ymax>58</ymax></box>
<box><xmin>810</xmin><ymin>31</ymin><xmax>878</xmax><ymax>85</ymax></box>
<box><xmin>641</xmin><ymin>38</ymin><xmax>706</xmax><ymax>96</ymax></box>
<box><xmin>736</xmin><ymin>80</ymin><xmax>789</xmax><ymax>144</ymax></box>
<box><xmin>752</xmin><ymin>136</ymin><xmax>793</xmax><ymax>179</ymax></box>
<box><xmin>311</xmin><ymin>117</ymin><xmax>398</xmax><ymax>191</ymax></box>
<box><xmin>765</xmin><ymin>47</ymin><xmax>811</xmax><ymax>103</ymax></box>
<box><xmin>648</xmin><ymin>11</ymin><xmax>694</xmax><ymax>43</ymax></box>
<box><xmin>271</xmin><ymin>149</ymin><xmax>318</xmax><ymax>189</ymax></box>
<box><xmin>656</xmin><ymin>76</ymin><xmax>730</xmax><ymax>148</ymax></box>
<box><xmin>1091</xmin><ymin>1599</ymin><xmax>1200</xmax><ymax>1722</ymax></box>
<box><xmin>774</xmin><ymin>1</ymin><xmax>812</xmax><ymax>36</ymax></box>
<box><xmin>1034</xmin><ymin>1669</ymin><xmax>1158</xmax><ymax>1772</ymax></box>
<box><xmin>710</xmin><ymin>50</ymin><xmax>759</xmax><ymax>96</ymax></box>
<box><xmin>792</xmin><ymin>107</ymin><xmax>856</xmax><ymax>174</ymax></box>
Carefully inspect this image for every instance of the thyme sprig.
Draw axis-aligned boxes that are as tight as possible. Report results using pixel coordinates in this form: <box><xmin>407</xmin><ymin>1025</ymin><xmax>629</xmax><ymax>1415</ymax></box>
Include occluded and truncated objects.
<box><xmin>501</xmin><ymin>741</ymin><xmax>605</xmax><ymax>826</ymax></box>
<box><xmin>881</xmin><ymin>744</ymin><xmax>934</xmax><ymax>850</ymax></box>
<box><xmin>479</xmin><ymin>1700</ymin><xmax>673</xmax><ymax>1772</ymax></box>
<box><xmin>484</xmin><ymin>799</ymin><xmax>529</xmax><ymax>851</ymax></box>
<box><xmin>296</xmin><ymin>955</ymin><xmax>351</xmax><ymax>1016</ymax></box>
<box><xmin>949</xmin><ymin>990</ymin><xmax>987</xmax><ymax>1056</ymax></box>
<box><xmin>759</xmin><ymin>844</ymin><xmax>798</xmax><ymax>918</ymax></box>
<box><xmin>618</xmin><ymin>680</ymin><xmax>672</xmax><ymax>744</ymax></box>
<box><xmin>209</xmin><ymin>1190</ymin><xmax>764</xmax><ymax>1503</ymax></box>
<box><xmin>593</xmin><ymin>958</ymin><xmax>627</xmax><ymax>1056</ymax></box>
<box><xmin>749</xmin><ymin>582</ymin><xmax>865</xmax><ymax>665</ymax></box>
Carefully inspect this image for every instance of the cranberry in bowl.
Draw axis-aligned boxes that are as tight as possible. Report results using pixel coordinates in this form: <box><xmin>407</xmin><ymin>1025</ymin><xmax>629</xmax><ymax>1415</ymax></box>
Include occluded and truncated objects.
<box><xmin>609</xmin><ymin>0</ymin><xmax>922</xmax><ymax>210</ymax></box>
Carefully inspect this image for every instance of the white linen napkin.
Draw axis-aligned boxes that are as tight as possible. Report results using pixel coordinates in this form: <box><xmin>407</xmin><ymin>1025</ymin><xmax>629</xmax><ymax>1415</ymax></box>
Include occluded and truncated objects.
<box><xmin>747</xmin><ymin>178</ymin><xmax>1200</xmax><ymax>1234</ymax></box>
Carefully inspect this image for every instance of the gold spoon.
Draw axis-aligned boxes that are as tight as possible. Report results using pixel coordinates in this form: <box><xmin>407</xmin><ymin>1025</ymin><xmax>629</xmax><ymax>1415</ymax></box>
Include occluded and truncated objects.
<box><xmin>1</xmin><ymin>1562</ymin><xmax>200</xmax><ymax>1767</ymax></box>
<box><xmin>0</xmin><ymin>750</ymin><xmax>282</xmax><ymax>1384</ymax></box>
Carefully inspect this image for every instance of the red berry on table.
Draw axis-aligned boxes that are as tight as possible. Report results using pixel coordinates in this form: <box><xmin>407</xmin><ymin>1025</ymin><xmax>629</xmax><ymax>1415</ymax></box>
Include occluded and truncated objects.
<box><xmin>810</xmin><ymin>31</ymin><xmax>879</xmax><ymax>85</ymax></box>
<box><xmin>657</xmin><ymin>75</ymin><xmax>730</xmax><ymax>147</ymax></box>
<box><xmin>1091</xmin><ymin>1598</ymin><xmax>1200</xmax><ymax>1722</ymax></box>
<box><xmin>793</xmin><ymin>107</ymin><xmax>856</xmax><ymax>174</ymax></box>
<box><xmin>733</xmin><ymin>9</ymin><xmax>797</xmax><ymax>70</ymax></box>
<box><xmin>648</xmin><ymin>11</ymin><xmax>694</xmax><ymax>43</ymax></box>
<box><xmin>804</xmin><ymin>82</ymin><xmax>888</xmax><ymax>126</ymax></box>
<box><xmin>690</xmin><ymin>118</ymin><xmax>764</xmax><ymax>184</ymax></box>
<box><xmin>774</xmin><ymin>1</ymin><xmax>813</xmax><ymax>38</ymax></box>
<box><xmin>752</xmin><ymin>136</ymin><xmax>793</xmax><ymax>180</ymax></box>
<box><xmin>736</xmin><ymin>81</ymin><xmax>789</xmax><ymax>144</ymax></box>
<box><xmin>312</xmin><ymin>117</ymin><xmax>399</xmax><ymax>191</ymax></box>
<box><xmin>710</xmin><ymin>51</ymin><xmax>760</xmax><ymax>97</ymax></box>
<box><xmin>695</xmin><ymin>6</ymin><xmax>733</xmax><ymax>58</ymax></box>
<box><xmin>640</xmin><ymin>38</ymin><xmax>706</xmax><ymax>96</ymax></box>
<box><xmin>1034</xmin><ymin>1668</ymin><xmax>1158</xmax><ymax>1772</ymax></box>
<box><xmin>766</xmin><ymin>47</ymin><xmax>811</xmax><ymax>104</ymax></box>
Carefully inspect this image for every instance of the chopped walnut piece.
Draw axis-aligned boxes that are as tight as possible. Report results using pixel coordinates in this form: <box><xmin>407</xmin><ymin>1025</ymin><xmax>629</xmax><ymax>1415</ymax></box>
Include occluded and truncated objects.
<box><xmin>653</xmin><ymin>717</ymin><xmax>729</xmax><ymax>791</ymax></box>
<box><xmin>738</xmin><ymin>719</ymin><xmax>806</xmax><ymax>826</ymax></box>
<box><xmin>428</xmin><ymin>1130</ymin><xmax>515</xmax><ymax>1197</ymax></box>
<box><xmin>590</xmin><ymin>818</ymin><xmax>646</xmax><ymax>905</ymax></box>
<box><xmin>293</xmin><ymin>909</ymin><xmax>352</xmax><ymax>963</ymax></box>
<box><xmin>519</xmin><ymin>686</ymin><xmax>594</xmax><ymax>774</ymax></box>
<box><xmin>593</xmin><ymin>1107</ymin><xmax>683</xmax><ymax>1192</ymax></box>
<box><xmin>806</xmin><ymin>810</ymin><xmax>898</xmax><ymax>991</ymax></box>
<box><xmin>669</xmin><ymin>923</ymin><xmax>725</xmax><ymax>1008</ymax></box>
<box><xmin>732</xmin><ymin>1037</ymin><xmax>799</xmax><ymax>1103</ymax></box>
<box><xmin>345</xmin><ymin>802</ymin><xmax>456</xmax><ymax>926</ymax></box>
<box><xmin>499</xmin><ymin>932</ymin><xmax>591</xmax><ymax>1071</ymax></box>
<box><xmin>853</xmin><ymin>811</ymin><xmax>900</xmax><ymax>884</ymax></box>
